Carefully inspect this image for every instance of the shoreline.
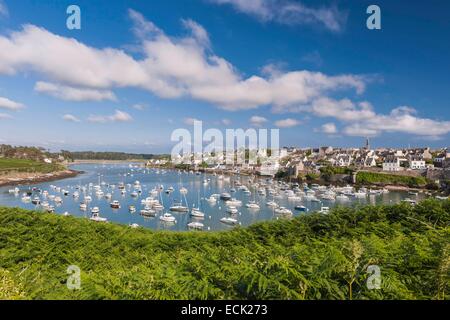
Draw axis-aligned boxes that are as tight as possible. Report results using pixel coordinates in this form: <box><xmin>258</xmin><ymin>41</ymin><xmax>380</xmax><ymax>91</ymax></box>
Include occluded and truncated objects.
<box><xmin>71</xmin><ymin>159</ymin><xmax>147</xmax><ymax>165</ymax></box>
<box><xmin>0</xmin><ymin>169</ymin><xmax>82</xmax><ymax>188</ymax></box>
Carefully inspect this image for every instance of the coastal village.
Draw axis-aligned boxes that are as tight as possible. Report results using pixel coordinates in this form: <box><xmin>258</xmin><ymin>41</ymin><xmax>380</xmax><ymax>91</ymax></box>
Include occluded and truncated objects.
<box><xmin>147</xmin><ymin>140</ymin><xmax>450</xmax><ymax>194</ymax></box>
<box><xmin>1</xmin><ymin>142</ymin><xmax>450</xmax><ymax>194</ymax></box>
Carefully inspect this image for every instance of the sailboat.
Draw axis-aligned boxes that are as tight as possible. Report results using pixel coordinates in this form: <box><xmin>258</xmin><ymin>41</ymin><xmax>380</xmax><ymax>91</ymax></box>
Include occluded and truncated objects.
<box><xmin>170</xmin><ymin>192</ymin><xmax>189</xmax><ymax>212</ymax></box>
<box><xmin>190</xmin><ymin>191</ymin><xmax>205</xmax><ymax>218</ymax></box>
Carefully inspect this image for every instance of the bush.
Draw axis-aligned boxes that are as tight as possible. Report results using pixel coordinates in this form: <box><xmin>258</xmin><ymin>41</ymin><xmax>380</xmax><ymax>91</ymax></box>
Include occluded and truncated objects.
<box><xmin>356</xmin><ymin>171</ymin><xmax>428</xmax><ymax>187</ymax></box>
<box><xmin>1</xmin><ymin>199</ymin><xmax>448</xmax><ymax>300</ymax></box>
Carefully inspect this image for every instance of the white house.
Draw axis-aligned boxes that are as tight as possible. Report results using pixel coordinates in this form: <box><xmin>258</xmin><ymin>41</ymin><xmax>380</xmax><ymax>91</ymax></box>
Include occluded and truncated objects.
<box><xmin>409</xmin><ymin>156</ymin><xmax>426</xmax><ymax>170</ymax></box>
<box><xmin>383</xmin><ymin>156</ymin><xmax>401</xmax><ymax>172</ymax></box>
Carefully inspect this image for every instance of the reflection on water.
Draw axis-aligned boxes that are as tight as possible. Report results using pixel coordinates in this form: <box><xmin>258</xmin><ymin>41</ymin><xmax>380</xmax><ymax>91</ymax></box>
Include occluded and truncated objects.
<box><xmin>0</xmin><ymin>163</ymin><xmax>429</xmax><ymax>231</ymax></box>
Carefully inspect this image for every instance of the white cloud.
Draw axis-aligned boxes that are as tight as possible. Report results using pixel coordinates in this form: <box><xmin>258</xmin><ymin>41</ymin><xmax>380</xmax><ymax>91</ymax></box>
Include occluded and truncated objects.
<box><xmin>342</xmin><ymin>107</ymin><xmax>450</xmax><ymax>137</ymax></box>
<box><xmin>320</xmin><ymin>122</ymin><xmax>337</xmax><ymax>134</ymax></box>
<box><xmin>249</xmin><ymin>115</ymin><xmax>268</xmax><ymax>127</ymax></box>
<box><xmin>88</xmin><ymin>110</ymin><xmax>133</xmax><ymax>123</ymax></box>
<box><xmin>0</xmin><ymin>113</ymin><xmax>12</xmax><ymax>120</ymax></box>
<box><xmin>275</xmin><ymin>118</ymin><xmax>301</xmax><ymax>128</ymax></box>
<box><xmin>62</xmin><ymin>114</ymin><xmax>81</xmax><ymax>122</ymax></box>
<box><xmin>0</xmin><ymin>96</ymin><xmax>25</xmax><ymax>110</ymax></box>
<box><xmin>184</xmin><ymin>117</ymin><xmax>201</xmax><ymax>125</ymax></box>
<box><xmin>34</xmin><ymin>81</ymin><xmax>117</xmax><ymax>102</ymax></box>
<box><xmin>209</xmin><ymin>0</ymin><xmax>347</xmax><ymax>32</ymax></box>
<box><xmin>0</xmin><ymin>14</ymin><xmax>365</xmax><ymax>111</ymax></box>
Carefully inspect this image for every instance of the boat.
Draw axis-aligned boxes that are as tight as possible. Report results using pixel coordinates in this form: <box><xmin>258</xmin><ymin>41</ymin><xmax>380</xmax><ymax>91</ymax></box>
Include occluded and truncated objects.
<box><xmin>110</xmin><ymin>200</ymin><xmax>121</xmax><ymax>209</ymax></box>
<box><xmin>84</xmin><ymin>195</ymin><xmax>92</xmax><ymax>202</ymax></box>
<box><xmin>295</xmin><ymin>205</ymin><xmax>308</xmax><ymax>212</ymax></box>
<box><xmin>245</xmin><ymin>201</ymin><xmax>260</xmax><ymax>210</ymax></box>
<box><xmin>9</xmin><ymin>187</ymin><xmax>20</xmax><ymax>194</ymax></box>
<box><xmin>206</xmin><ymin>195</ymin><xmax>217</xmax><ymax>203</ymax></box>
<box><xmin>220</xmin><ymin>217</ymin><xmax>239</xmax><ymax>225</ymax></box>
<box><xmin>220</xmin><ymin>193</ymin><xmax>232</xmax><ymax>201</ymax></box>
<box><xmin>274</xmin><ymin>207</ymin><xmax>293</xmax><ymax>215</ymax></box>
<box><xmin>187</xmin><ymin>222</ymin><xmax>204</xmax><ymax>230</ymax></box>
<box><xmin>54</xmin><ymin>196</ymin><xmax>63</xmax><ymax>203</ymax></box>
<box><xmin>226</xmin><ymin>206</ymin><xmax>239</xmax><ymax>214</ymax></box>
<box><xmin>21</xmin><ymin>195</ymin><xmax>31</xmax><ymax>202</ymax></box>
<box><xmin>170</xmin><ymin>203</ymin><xmax>189</xmax><ymax>212</ymax></box>
<box><xmin>32</xmin><ymin>197</ymin><xmax>41</xmax><ymax>205</ymax></box>
<box><xmin>180</xmin><ymin>187</ymin><xmax>188</xmax><ymax>194</ymax></box>
<box><xmin>266</xmin><ymin>200</ymin><xmax>279</xmax><ymax>207</ymax></box>
<box><xmin>130</xmin><ymin>191</ymin><xmax>139</xmax><ymax>198</ymax></box>
<box><xmin>91</xmin><ymin>207</ymin><xmax>100</xmax><ymax>214</ymax></box>
<box><xmin>319</xmin><ymin>207</ymin><xmax>330</xmax><ymax>214</ymax></box>
<box><xmin>79</xmin><ymin>203</ymin><xmax>87</xmax><ymax>211</ymax></box>
<box><xmin>129</xmin><ymin>205</ymin><xmax>136</xmax><ymax>213</ymax></box>
<box><xmin>225</xmin><ymin>198</ymin><xmax>242</xmax><ymax>206</ymax></box>
<box><xmin>140</xmin><ymin>209</ymin><xmax>157</xmax><ymax>217</ymax></box>
<box><xmin>160</xmin><ymin>213</ymin><xmax>177</xmax><ymax>223</ymax></box>
<box><xmin>408</xmin><ymin>191</ymin><xmax>419</xmax><ymax>196</ymax></box>
<box><xmin>130</xmin><ymin>223</ymin><xmax>140</xmax><ymax>229</ymax></box>
<box><xmin>90</xmin><ymin>212</ymin><xmax>107</xmax><ymax>222</ymax></box>
<box><xmin>190</xmin><ymin>208</ymin><xmax>205</xmax><ymax>218</ymax></box>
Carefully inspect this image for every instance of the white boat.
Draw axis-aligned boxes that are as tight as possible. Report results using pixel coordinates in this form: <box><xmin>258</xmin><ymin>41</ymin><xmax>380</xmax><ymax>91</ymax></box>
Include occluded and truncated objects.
<box><xmin>180</xmin><ymin>187</ymin><xmax>188</xmax><ymax>194</ymax></box>
<box><xmin>130</xmin><ymin>191</ymin><xmax>139</xmax><ymax>198</ymax></box>
<box><xmin>220</xmin><ymin>193</ymin><xmax>232</xmax><ymax>201</ymax></box>
<box><xmin>91</xmin><ymin>207</ymin><xmax>100</xmax><ymax>214</ymax></box>
<box><xmin>84</xmin><ymin>195</ymin><xmax>92</xmax><ymax>202</ymax></box>
<box><xmin>140</xmin><ymin>209</ymin><xmax>157</xmax><ymax>217</ymax></box>
<box><xmin>226</xmin><ymin>206</ymin><xmax>239</xmax><ymax>214</ymax></box>
<box><xmin>32</xmin><ymin>197</ymin><xmax>41</xmax><ymax>205</ymax></box>
<box><xmin>54</xmin><ymin>196</ymin><xmax>63</xmax><ymax>203</ymax></box>
<box><xmin>170</xmin><ymin>203</ymin><xmax>189</xmax><ymax>212</ymax></box>
<box><xmin>220</xmin><ymin>217</ymin><xmax>239</xmax><ymax>225</ymax></box>
<box><xmin>206</xmin><ymin>196</ymin><xmax>217</xmax><ymax>203</ymax></box>
<box><xmin>130</xmin><ymin>223</ymin><xmax>140</xmax><ymax>229</ymax></box>
<box><xmin>190</xmin><ymin>208</ymin><xmax>205</xmax><ymax>218</ymax></box>
<box><xmin>266</xmin><ymin>200</ymin><xmax>279</xmax><ymax>207</ymax></box>
<box><xmin>245</xmin><ymin>201</ymin><xmax>260</xmax><ymax>210</ymax></box>
<box><xmin>319</xmin><ymin>207</ymin><xmax>330</xmax><ymax>214</ymax></box>
<box><xmin>90</xmin><ymin>212</ymin><xmax>107</xmax><ymax>222</ymax></box>
<box><xmin>225</xmin><ymin>198</ymin><xmax>242</xmax><ymax>206</ymax></box>
<box><xmin>160</xmin><ymin>213</ymin><xmax>177</xmax><ymax>223</ymax></box>
<box><xmin>129</xmin><ymin>205</ymin><xmax>136</xmax><ymax>213</ymax></box>
<box><xmin>79</xmin><ymin>203</ymin><xmax>87</xmax><ymax>211</ymax></box>
<box><xmin>187</xmin><ymin>222</ymin><xmax>204</xmax><ymax>230</ymax></box>
<box><xmin>21</xmin><ymin>195</ymin><xmax>31</xmax><ymax>202</ymax></box>
<box><xmin>9</xmin><ymin>187</ymin><xmax>20</xmax><ymax>194</ymax></box>
<box><xmin>274</xmin><ymin>207</ymin><xmax>293</xmax><ymax>215</ymax></box>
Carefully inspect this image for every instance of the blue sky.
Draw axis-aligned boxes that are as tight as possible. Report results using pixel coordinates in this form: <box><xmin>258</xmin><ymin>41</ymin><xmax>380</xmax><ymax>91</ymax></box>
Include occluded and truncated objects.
<box><xmin>0</xmin><ymin>0</ymin><xmax>449</xmax><ymax>153</ymax></box>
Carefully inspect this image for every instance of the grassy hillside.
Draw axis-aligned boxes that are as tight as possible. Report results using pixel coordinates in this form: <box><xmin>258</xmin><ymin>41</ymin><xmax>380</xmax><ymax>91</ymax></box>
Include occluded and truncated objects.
<box><xmin>356</xmin><ymin>171</ymin><xmax>428</xmax><ymax>187</ymax></box>
<box><xmin>0</xmin><ymin>158</ymin><xmax>64</xmax><ymax>173</ymax></box>
<box><xmin>0</xmin><ymin>200</ymin><xmax>449</xmax><ymax>300</ymax></box>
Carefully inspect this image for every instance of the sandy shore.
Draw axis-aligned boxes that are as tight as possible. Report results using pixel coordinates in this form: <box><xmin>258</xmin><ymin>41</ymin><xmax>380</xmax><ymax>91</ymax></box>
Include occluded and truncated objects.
<box><xmin>0</xmin><ymin>169</ymin><xmax>82</xmax><ymax>187</ymax></box>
